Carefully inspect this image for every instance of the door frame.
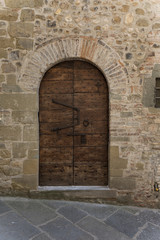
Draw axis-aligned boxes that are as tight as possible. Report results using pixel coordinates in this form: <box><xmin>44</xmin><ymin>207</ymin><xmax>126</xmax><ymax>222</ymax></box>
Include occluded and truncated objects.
<box><xmin>18</xmin><ymin>36</ymin><xmax>128</xmax><ymax>191</ymax></box>
<box><xmin>39</xmin><ymin>59</ymin><xmax>109</xmax><ymax>186</ymax></box>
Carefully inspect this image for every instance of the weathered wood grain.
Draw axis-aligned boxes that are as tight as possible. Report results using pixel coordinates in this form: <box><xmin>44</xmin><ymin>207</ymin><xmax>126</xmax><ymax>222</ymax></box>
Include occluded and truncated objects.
<box><xmin>39</xmin><ymin>60</ymin><xmax>109</xmax><ymax>186</ymax></box>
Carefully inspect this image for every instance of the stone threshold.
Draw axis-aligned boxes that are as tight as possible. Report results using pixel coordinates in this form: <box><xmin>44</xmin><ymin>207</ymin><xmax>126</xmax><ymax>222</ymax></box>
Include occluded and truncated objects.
<box><xmin>38</xmin><ymin>186</ymin><xmax>110</xmax><ymax>191</ymax></box>
<box><xmin>30</xmin><ymin>186</ymin><xmax>117</xmax><ymax>204</ymax></box>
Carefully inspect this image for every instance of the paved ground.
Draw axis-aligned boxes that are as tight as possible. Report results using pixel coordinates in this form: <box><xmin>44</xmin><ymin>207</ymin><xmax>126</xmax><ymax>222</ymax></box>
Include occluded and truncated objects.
<box><xmin>0</xmin><ymin>197</ymin><xmax>160</xmax><ymax>240</ymax></box>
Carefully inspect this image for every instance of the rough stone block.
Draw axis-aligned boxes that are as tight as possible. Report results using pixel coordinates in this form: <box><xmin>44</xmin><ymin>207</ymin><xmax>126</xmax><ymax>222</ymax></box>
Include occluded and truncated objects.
<box><xmin>153</xmin><ymin>64</ymin><xmax>160</xmax><ymax>71</ymax></box>
<box><xmin>0</xmin><ymin>38</ymin><xmax>14</xmax><ymax>48</ymax></box>
<box><xmin>120</xmin><ymin>5</ymin><xmax>130</xmax><ymax>12</ymax></box>
<box><xmin>110</xmin><ymin>146</ymin><xmax>119</xmax><ymax>159</ymax></box>
<box><xmin>0</xmin><ymin>29</ymin><xmax>6</xmax><ymax>36</ymax></box>
<box><xmin>12</xmin><ymin>174</ymin><xmax>38</xmax><ymax>190</ymax></box>
<box><xmin>111</xmin><ymin>137</ymin><xmax>130</xmax><ymax>142</ymax></box>
<box><xmin>110</xmin><ymin>158</ymin><xmax>128</xmax><ymax>169</ymax></box>
<box><xmin>0</xmin><ymin>149</ymin><xmax>11</xmax><ymax>158</ymax></box>
<box><xmin>28</xmin><ymin>149</ymin><xmax>38</xmax><ymax>159</ymax></box>
<box><xmin>11</xmin><ymin>159</ymin><xmax>23</xmax><ymax>168</ymax></box>
<box><xmin>28</xmin><ymin>142</ymin><xmax>38</xmax><ymax>150</ymax></box>
<box><xmin>2</xmin><ymin>165</ymin><xmax>21</xmax><ymax>176</ymax></box>
<box><xmin>110</xmin><ymin>93</ymin><xmax>122</xmax><ymax>100</ymax></box>
<box><xmin>47</xmin><ymin>20</ymin><xmax>56</xmax><ymax>28</ymax></box>
<box><xmin>126</xmin><ymin>53</ymin><xmax>132</xmax><ymax>60</ymax></box>
<box><xmin>9</xmin><ymin>50</ymin><xmax>20</xmax><ymax>61</ymax></box>
<box><xmin>12</xmin><ymin>142</ymin><xmax>28</xmax><ymax>158</ymax></box>
<box><xmin>2</xmin><ymin>84</ymin><xmax>22</xmax><ymax>93</ymax></box>
<box><xmin>148</xmin><ymin>107</ymin><xmax>160</xmax><ymax>114</ymax></box>
<box><xmin>0</xmin><ymin>49</ymin><xmax>7</xmax><ymax>58</ymax></box>
<box><xmin>34</xmin><ymin>0</ymin><xmax>44</xmax><ymax>7</ymax></box>
<box><xmin>20</xmin><ymin>9</ymin><xmax>35</xmax><ymax>21</ymax></box>
<box><xmin>5</xmin><ymin>0</ymin><xmax>43</xmax><ymax>8</ymax></box>
<box><xmin>0</xmin><ymin>21</ymin><xmax>6</xmax><ymax>28</ymax></box>
<box><xmin>0</xmin><ymin>126</ymin><xmax>21</xmax><ymax>141</ymax></box>
<box><xmin>120</xmin><ymin>112</ymin><xmax>133</xmax><ymax>118</ymax></box>
<box><xmin>125</xmin><ymin>13</ymin><xmax>134</xmax><ymax>25</ymax></box>
<box><xmin>23</xmin><ymin>160</ymin><xmax>38</xmax><ymax>174</ymax></box>
<box><xmin>136</xmin><ymin>162</ymin><xmax>144</xmax><ymax>170</ymax></box>
<box><xmin>112</xmin><ymin>16</ymin><xmax>121</xmax><ymax>24</ymax></box>
<box><xmin>23</xmin><ymin>125</ymin><xmax>38</xmax><ymax>141</ymax></box>
<box><xmin>135</xmin><ymin>8</ymin><xmax>145</xmax><ymax>15</ymax></box>
<box><xmin>0</xmin><ymin>74</ymin><xmax>5</xmax><ymax>84</ymax></box>
<box><xmin>0</xmin><ymin>9</ymin><xmax>18</xmax><ymax>21</ymax></box>
<box><xmin>12</xmin><ymin>111</ymin><xmax>38</xmax><ymax>124</ymax></box>
<box><xmin>0</xmin><ymin>94</ymin><xmax>38</xmax><ymax>111</ymax></box>
<box><xmin>1</xmin><ymin>111</ymin><xmax>14</xmax><ymax>125</ymax></box>
<box><xmin>16</xmin><ymin>38</ymin><xmax>33</xmax><ymax>50</ymax></box>
<box><xmin>9</xmin><ymin>22</ymin><xmax>33</xmax><ymax>38</ymax></box>
<box><xmin>35</xmin><ymin>14</ymin><xmax>45</xmax><ymax>20</ymax></box>
<box><xmin>142</xmin><ymin>77</ymin><xmax>155</xmax><ymax>107</ymax></box>
<box><xmin>6</xmin><ymin>74</ymin><xmax>16</xmax><ymax>85</ymax></box>
<box><xmin>136</xmin><ymin>18</ymin><xmax>149</xmax><ymax>27</ymax></box>
<box><xmin>110</xmin><ymin>177</ymin><xmax>136</xmax><ymax>190</ymax></box>
<box><xmin>110</xmin><ymin>169</ymin><xmax>123</xmax><ymax>177</ymax></box>
<box><xmin>1</xmin><ymin>63</ymin><xmax>16</xmax><ymax>73</ymax></box>
<box><xmin>152</xmin><ymin>23</ymin><xmax>160</xmax><ymax>29</ymax></box>
<box><xmin>0</xmin><ymin>143</ymin><xmax>5</xmax><ymax>149</ymax></box>
<box><xmin>0</xmin><ymin>159</ymin><xmax>10</xmax><ymax>166</ymax></box>
<box><xmin>5</xmin><ymin>0</ymin><xmax>33</xmax><ymax>8</ymax></box>
<box><xmin>116</xmin><ymin>193</ymin><xmax>133</xmax><ymax>204</ymax></box>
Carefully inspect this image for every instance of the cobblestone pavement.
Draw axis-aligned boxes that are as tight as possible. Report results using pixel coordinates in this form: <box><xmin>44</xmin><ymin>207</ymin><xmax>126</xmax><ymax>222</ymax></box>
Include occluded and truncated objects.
<box><xmin>0</xmin><ymin>197</ymin><xmax>160</xmax><ymax>240</ymax></box>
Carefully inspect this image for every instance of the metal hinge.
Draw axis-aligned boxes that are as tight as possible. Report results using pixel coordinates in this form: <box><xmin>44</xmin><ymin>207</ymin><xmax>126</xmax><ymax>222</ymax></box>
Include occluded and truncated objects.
<box><xmin>51</xmin><ymin>98</ymin><xmax>80</xmax><ymax>132</ymax></box>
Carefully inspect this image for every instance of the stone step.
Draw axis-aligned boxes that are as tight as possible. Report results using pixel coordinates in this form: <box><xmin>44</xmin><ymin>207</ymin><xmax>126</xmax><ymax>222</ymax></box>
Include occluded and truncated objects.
<box><xmin>29</xmin><ymin>188</ymin><xmax>117</xmax><ymax>204</ymax></box>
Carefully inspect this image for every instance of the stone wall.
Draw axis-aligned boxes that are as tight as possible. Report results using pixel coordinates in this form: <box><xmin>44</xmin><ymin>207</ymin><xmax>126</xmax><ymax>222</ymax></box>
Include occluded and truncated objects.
<box><xmin>0</xmin><ymin>0</ymin><xmax>160</xmax><ymax>207</ymax></box>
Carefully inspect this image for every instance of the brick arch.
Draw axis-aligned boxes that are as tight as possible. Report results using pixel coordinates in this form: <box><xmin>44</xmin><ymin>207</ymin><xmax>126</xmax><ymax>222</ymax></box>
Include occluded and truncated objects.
<box><xmin>19</xmin><ymin>36</ymin><xmax>128</xmax><ymax>92</ymax></box>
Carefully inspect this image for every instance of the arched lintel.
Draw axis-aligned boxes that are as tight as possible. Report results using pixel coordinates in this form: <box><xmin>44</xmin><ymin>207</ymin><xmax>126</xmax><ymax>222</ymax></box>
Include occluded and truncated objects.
<box><xmin>39</xmin><ymin>57</ymin><xmax>111</xmax><ymax>92</ymax></box>
<box><xmin>19</xmin><ymin>36</ymin><xmax>129</xmax><ymax>93</ymax></box>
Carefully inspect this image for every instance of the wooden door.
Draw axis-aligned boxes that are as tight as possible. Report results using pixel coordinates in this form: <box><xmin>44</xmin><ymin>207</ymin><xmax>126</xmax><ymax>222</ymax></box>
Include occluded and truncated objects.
<box><xmin>39</xmin><ymin>60</ymin><xmax>109</xmax><ymax>186</ymax></box>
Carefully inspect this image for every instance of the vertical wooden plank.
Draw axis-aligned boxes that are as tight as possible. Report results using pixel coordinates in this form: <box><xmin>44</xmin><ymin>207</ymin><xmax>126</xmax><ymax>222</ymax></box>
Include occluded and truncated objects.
<box><xmin>73</xmin><ymin>60</ymin><xmax>109</xmax><ymax>186</ymax></box>
<box><xmin>39</xmin><ymin>61</ymin><xmax>74</xmax><ymax>186</ymax></box>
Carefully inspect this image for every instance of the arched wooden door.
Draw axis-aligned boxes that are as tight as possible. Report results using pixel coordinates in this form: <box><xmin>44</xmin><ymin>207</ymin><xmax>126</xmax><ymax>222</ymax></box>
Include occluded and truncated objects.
<box><xmin>39</xmin><ymin>60</ymin><xmax>109</xmax><ymax>186</ymax></box>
